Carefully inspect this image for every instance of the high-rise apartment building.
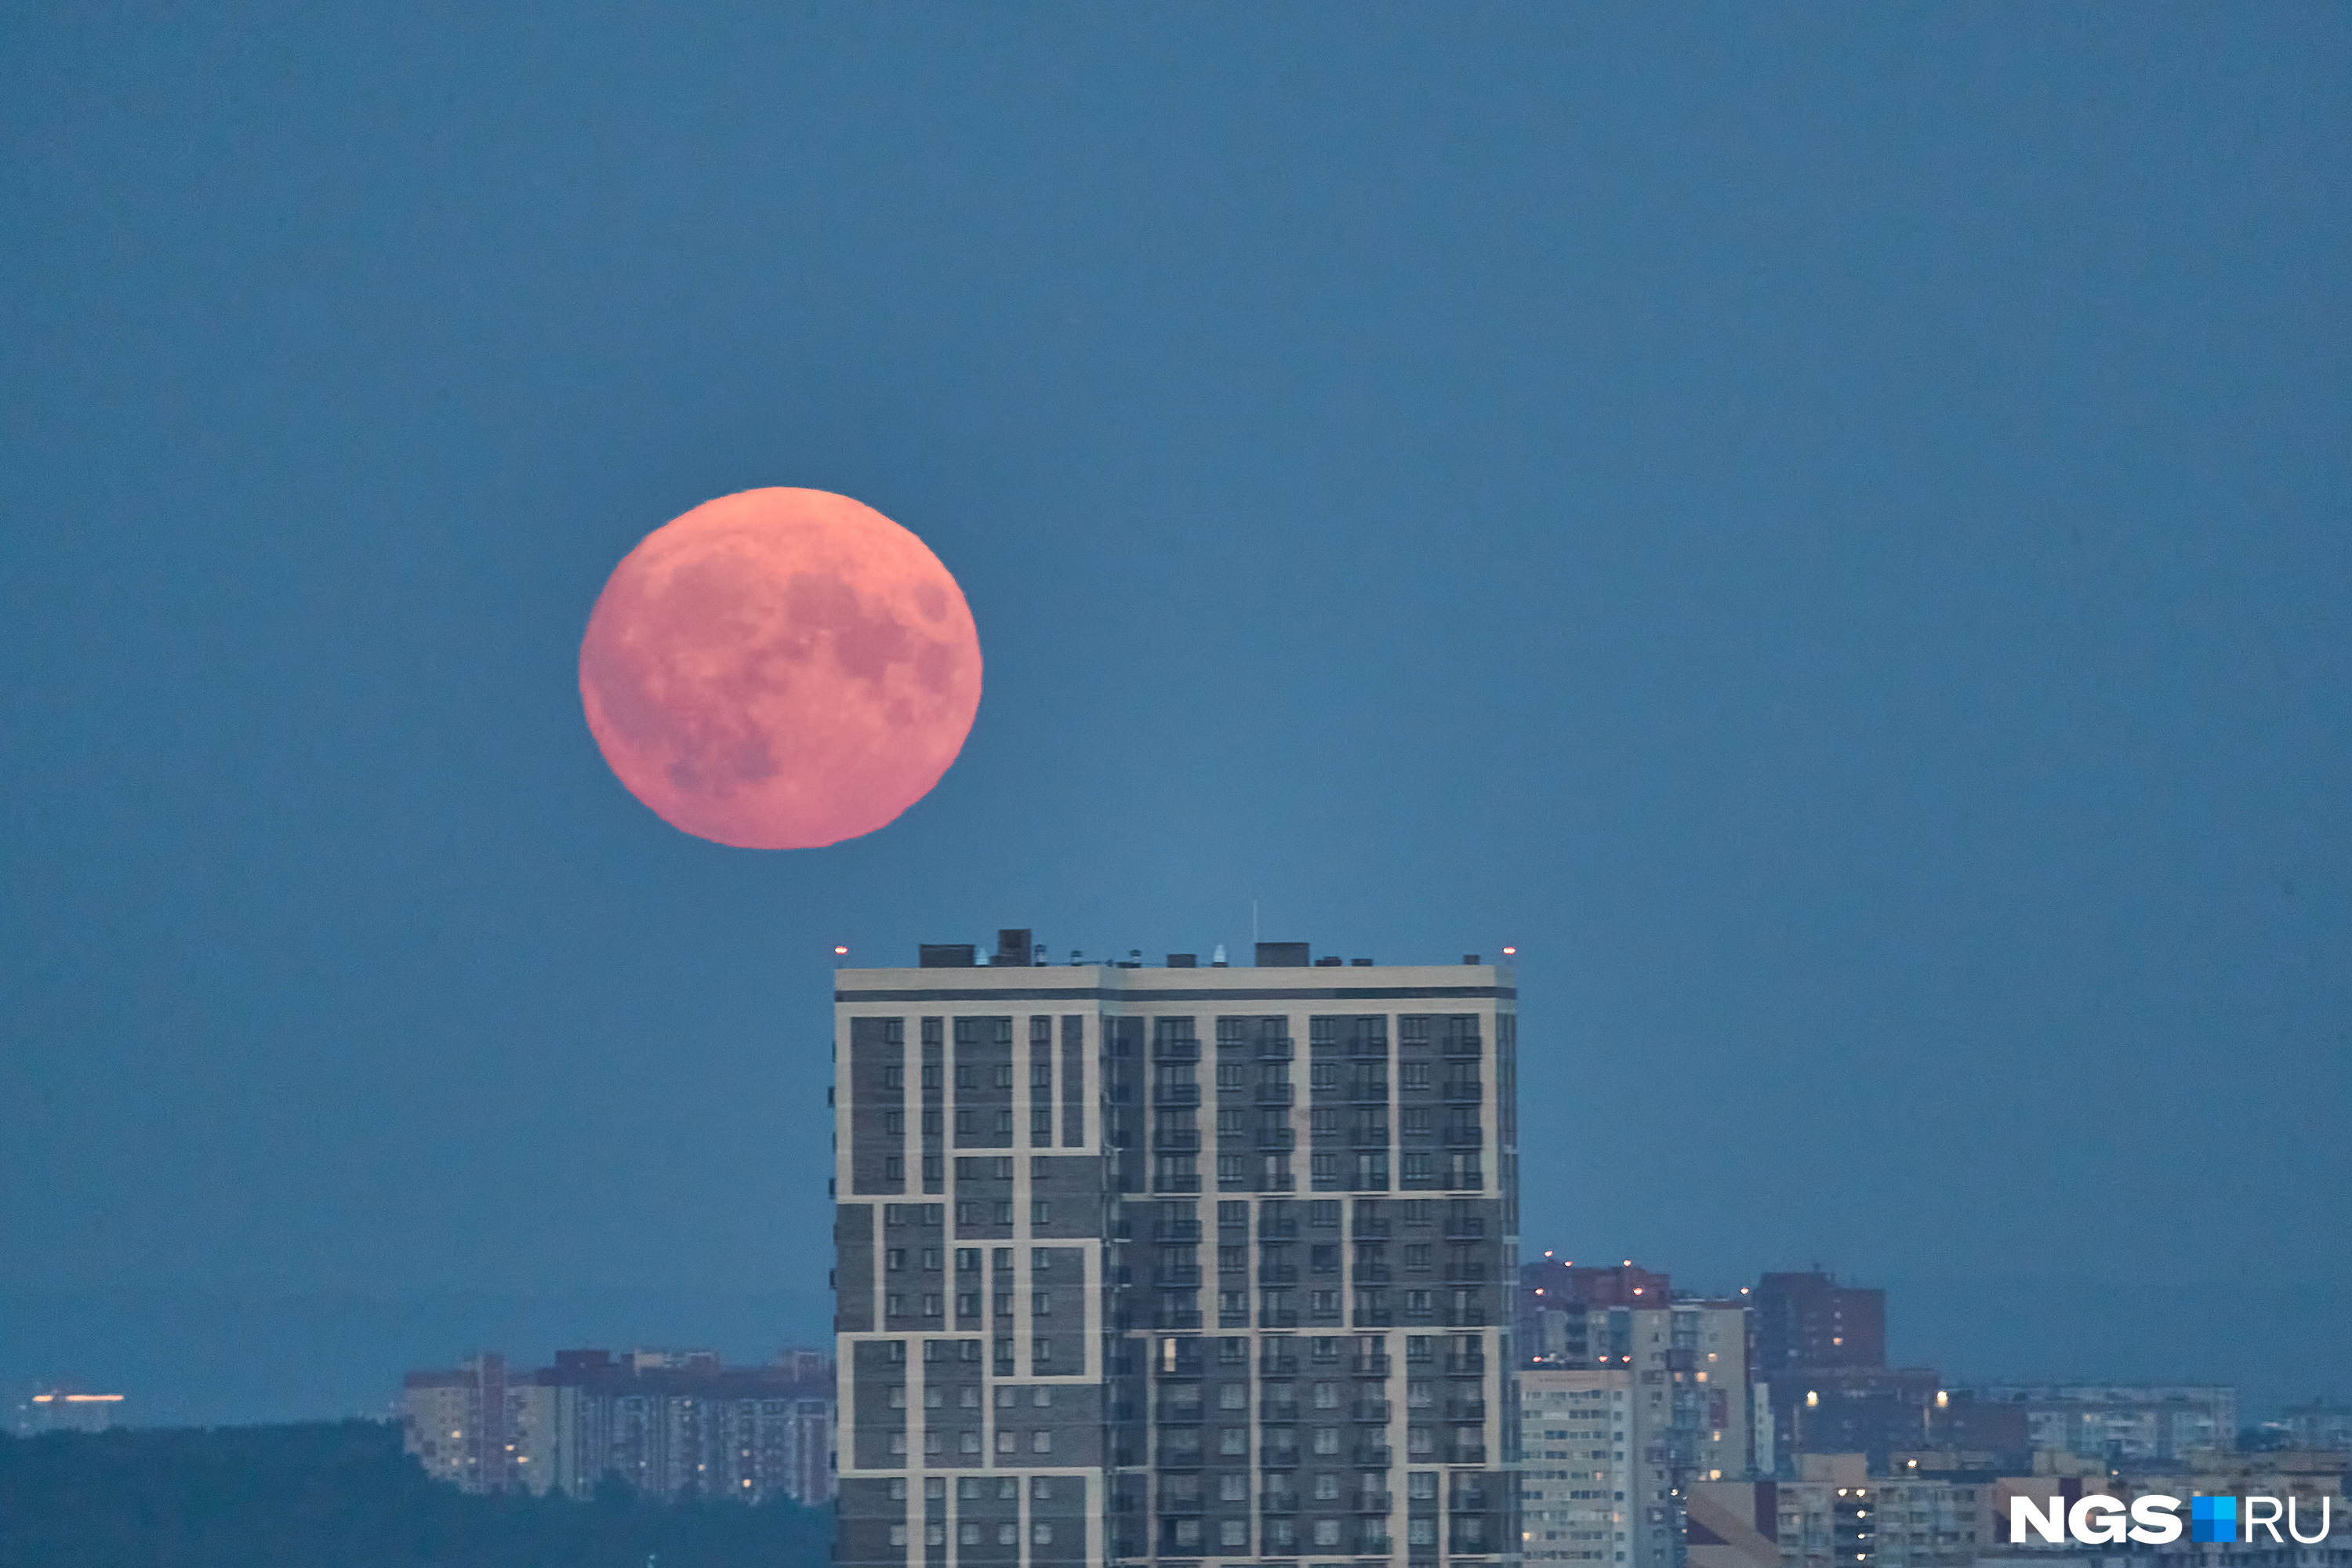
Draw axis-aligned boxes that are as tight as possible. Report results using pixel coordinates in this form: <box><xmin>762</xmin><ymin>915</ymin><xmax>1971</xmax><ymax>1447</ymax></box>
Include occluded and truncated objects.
<box><xmin>833</xmin><ymin>934</ymin><xmax>1519</xmax><ymax>1568</ymax></box>
<box><xmin>1517</xmin><ymin>1298</ymin><xmax>1756</xmax><ymax>1568</ymax></box>
<box><xmin>1751</xmin><ymin>1275</ymin><xmax>1882</xmax><ymax>1375</ymax></box>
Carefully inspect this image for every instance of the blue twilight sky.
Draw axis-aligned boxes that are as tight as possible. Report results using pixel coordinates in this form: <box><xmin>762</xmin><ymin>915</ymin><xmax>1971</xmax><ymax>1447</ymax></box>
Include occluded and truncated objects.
<box><xmin>3</xmin><ymin>5</ymin><xmax>2347</xmax><ymax>1425</ymax></box>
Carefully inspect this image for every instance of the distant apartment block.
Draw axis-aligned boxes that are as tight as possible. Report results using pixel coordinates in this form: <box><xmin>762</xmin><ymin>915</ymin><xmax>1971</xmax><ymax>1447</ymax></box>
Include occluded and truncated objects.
<box><xmin>401</xmin><ymin>1347</ymin><xmax>834</xmax><ymax>1503</ymax></box>
<box><xmin>1686</xmin><ymin>1454</ymin><xmax>1985</xmax><ymax>1568</ymax></box>
<box><xmin>1951</xmin><ymin>1383</ymin><xmax>2236</xmax><ymax>1465</ymax></box>
<box><xmin>1751</xmin><ymin>1273</ymin><xmax>1883</xmax><ymax>1374</ymax></box>
<box><xmin>1518</xmin><ymin>1305</ymin><xmax>1759</xmax><ymax>1568</ymax></box>
<box><xmin>2283</xmin><ymin>1399</ymin><xmax>2352</xmax><ymax>1454</ymax></box>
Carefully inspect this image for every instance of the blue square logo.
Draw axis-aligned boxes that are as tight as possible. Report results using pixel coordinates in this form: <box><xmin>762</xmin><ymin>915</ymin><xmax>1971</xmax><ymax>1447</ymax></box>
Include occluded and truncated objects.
<box><xmin>2191</xmin><ymin>1496</ymin><xmax>2238</xmax><ymax>1544</ymax></box>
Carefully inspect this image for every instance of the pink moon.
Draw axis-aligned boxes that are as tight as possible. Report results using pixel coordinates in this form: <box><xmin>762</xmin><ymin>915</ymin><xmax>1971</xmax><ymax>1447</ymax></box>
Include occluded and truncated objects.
<box><xmin>578</xmin><ymin>488</ymin><xmax>982</xmax><ymax>849</ymax></box>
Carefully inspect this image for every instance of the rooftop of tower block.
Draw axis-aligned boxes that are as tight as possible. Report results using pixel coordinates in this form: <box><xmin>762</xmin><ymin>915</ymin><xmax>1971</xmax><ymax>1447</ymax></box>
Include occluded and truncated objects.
<box><xmin>894</xmin><ymin>928</ymin><xmax>1506</xmax><ymax>971</ymax></box>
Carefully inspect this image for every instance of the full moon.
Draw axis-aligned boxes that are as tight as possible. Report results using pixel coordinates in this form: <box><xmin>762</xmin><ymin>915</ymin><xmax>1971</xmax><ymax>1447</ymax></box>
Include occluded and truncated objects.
<box><xmin>579</xmin><ymin>488</ymin><xmax>982</xmax><ymax>849</ymax></box>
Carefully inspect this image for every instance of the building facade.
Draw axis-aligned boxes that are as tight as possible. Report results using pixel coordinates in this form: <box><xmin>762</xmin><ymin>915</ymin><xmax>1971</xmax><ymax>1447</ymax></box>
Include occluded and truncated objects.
<box><xmin>1751</xmin><ymin>1275</ymin><xmax>1884</xmax><ymax>1377</ymax></box>
<box><xmin>1519</xmin><ymin>1303</ymin><xmax>1757</xmax><ymax>1568</ymax></box>
<box><xmin>1951</xmin><ymin>1385</ymin><xmax>2238</xmax><ymax>1465</ymax></box>
<box><xmin>401</xmin><ymin>1347</ymin><xmax>835</xmax><ymax>1503</ymax></box>
<box><xmin>833</xmin><ymin>935</ymin><xmax>1520</xmax><ymax>1568</ymax></box>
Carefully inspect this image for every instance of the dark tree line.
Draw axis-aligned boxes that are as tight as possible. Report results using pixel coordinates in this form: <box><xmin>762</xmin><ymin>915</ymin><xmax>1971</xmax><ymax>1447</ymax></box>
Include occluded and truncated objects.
<box><xmin>0</xmin><ymin>1420</ymin><xmax>833</xmax><ymax>1568</ymax></box>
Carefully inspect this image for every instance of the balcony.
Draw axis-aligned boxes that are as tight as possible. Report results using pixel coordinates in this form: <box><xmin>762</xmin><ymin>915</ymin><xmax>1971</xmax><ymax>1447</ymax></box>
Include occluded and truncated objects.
<box><xmin>1152</xmin><ymin>1039</ymin><xmax>1201</xmax><ymax>1062</ymax></box>
<box><xmin>1261</xmin><ymin>1490</ymin><xmax>1300</xmax><ymax>1514</ymax></box>
<box><xmin>1157</xmin><ymin>1405</ymin><xmax>1204</xmax><ymax>1425</ymax></box>
<box><xmin>1154</xmin><ymin>1175</ymin><xmax>1203</xmax><ymax>1194</ymax></box>
<box><xmin>1258</xmin><ymin>1310</ymin><xmax>1300</xmax><ymax>1329</ymax></box>
<box><xmin>1442</xmin><ymin>1263</ymin><xmax>1489</xmax><ymax>1283</ymax></box>
<box><xmin>1351</xmin><ymin>1127</ymin><xmax>1389</xmax><ymax>1147</ymax></box>
<box><xmin>1255</xmin><ymin>1039</ymin><xmax>1295</xmax><ymax>1060</ymax></box>
<box><xmin>1260</xmin><ymin>1401</ymin><xmax>1298</xmax><ymax>1423</ymax></box>
<box><xmin>1254</xmin><ymin>1085</ymin><xmax>1295</xmax><ymax>1107</ymax></box>
<box><xmin>1154</xmin><ymin>1221</ymin><xmax>1203</xmax><ymax>1242</ymax></box>
<box><xmin>1155</xmin><ymin>1084</ymin><xmax>1201</xmax><ymax>1108</ymax></box>
<box><xmin>1348</xmin><ymin>1084</ymin><xmax>1389</xmax><ymax>1103</ymax></box>
<box><xmin>1259</xmin><ymin>1218</ymin><xmax>1298</xmax><ymax>1239</ymax></box>
<box><xmin>1152</xmin><ymin>1309</ymin><xmax>1203</xmax><ymax>1330</ymax></box>
<box><xmin>1352</xmin><ymin>1353</ymin><xmax>1392</xmax><ymax>1376</ymax></box>
<box><xmin>1442</xmin><ymin>1077</ymin><xmax>1483</xmax><ymax>1102</ymax></box>
<box><xmin>1442</xmin><ymin>1035</ymin><xmax>1482</xmax><ymax>1058</ymax></box>
<box><xmin>1255</xmin><ymin>1128</ymin><xmax>1296</xmax><ymax>1150</ymax></box>
<box><xmin>1443</xmin><ymin>1216</ymin><xmax>1486</xmax><ymax>1239</ymax></box>
<box><xmin>1443</xmin><ymin>1127</ymin><xmax>1483</xmax><ymax>1149</ymax></box>
<box><xmin>1156</xmin><ymin>1266</ymin><xmax>1203</xmax><ymax>1287</ymax></box>
<box><xmin>1355</xmin><ymin>1265</ymin><xmax>1392</xmax><ymax>1283</ymax></box>
<box><xmin>1446</xmin><ymin>1399</ymin><xmax>1488</xmax><ymax>1422</ymax></box>
<box><xmin>1260</xmin><ymin>1354</ymin><xmax>1298</xmax><ymax>1377</ymax></box>
<box><xmin>1353</xmin><ymin>1308</ymin><xmax>1392</xmax><ymax>1328</ymax></box>
<box><xmin>1353</xmin><ymin>1400</ymin><xmax>1392</xmax><ymax>1423</ymax></box>
<box><xmin>1440</xmin><ymin>1307</ymin><xmax>1487</xmax><ymax>1328</ymax></box>
<box><xmin>1352</xmin><ymin>1218</ymin><xmax>1391</xmax><ymax>1238</ymax></box>
<box><xmin>1446</xmin><ymin>1352</ymin><xmax>1486</xmax><ymax>1376</ymax></box>
<box><xmin>1259</xmin><ymin>1448</ymin><xmax>1300</xmax><ymax>1470</ymax></box>
<box><xmin>1155</xmin><ymin>1131</ymin><xmax>1201</xmax><ymax>1152</ymax></box>
<box><xmin>1355</xmin><ymin>1492</ymin><xmax>1394</xmax><ymax>1514</ymax></box>
<box><xmin>1353</xmin><ymin>1446</ymin><xmax>1394</xmax><ymax>1468</ymax></box>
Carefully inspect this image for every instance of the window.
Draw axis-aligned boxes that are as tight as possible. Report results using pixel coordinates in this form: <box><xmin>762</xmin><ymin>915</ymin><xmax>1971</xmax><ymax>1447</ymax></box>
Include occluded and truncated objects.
<box><xmin>887</xmin><ymin>1432</ymin><xmax>907</xmax><ymax>1454</ymax></box>
<box><xmin>884</xmin><ymin>1066</ymin><xmax>904</xmax><ymax>1090</ymax></box>
<box><xmin>997</xmin><ymin>1523</ymin><xmax>1018</xmax><ymax>1545</ymax></box>
<box><xmin>887</xmin><ymin>1385</ymin><xmax>906</xmax><ymax>1408</ymax></box>
<box><xmin>1311</xmin><ymin>1062</ymin><xmax>1338</xmax><ymax>1091</ymax></box>
<box><xmin>956</xmin><ymin>1247</ymin><xmax>980</xmax><ymax>1272</ymax></box>
<box><xmin>1408</xmin><ymin>1472</ymin><xmax>1438</xmax><ymax>1501</ymax></box>
<box><xmin>1219</xmin><ymin>1383</ymin><xmax>1248</xmax><ymax>1410</ymax></box>
<box><xmin>996</xmin><ymin>1429</ymin><xmax>1017</xmax><ymax>1454</ymax></box>
<box><xmin>1314</xmin><ymin>1520</ymin><xmax>1341</xmax><ymax>1547</ymax></box>
<box><xmin>921</xmin><ymin>1247</ymin><xmax>942</xmax><ymax>1270</ymax></box>
<box><xmin>1032</xmin><ymin>1430</ymin><xmax>1052</xmax><ymax>1454</ymax></box>
<box><xmin>1405</xmin><ymin>1243</ymin><xmax>1431</xmax><ymax>1270</ymax></box>
<box><xmin>889</xmin><ymin>1526</ymin><xmax>909</xmax><ymax>1546</ymax></box>
<box><xmin>1032</xmin><ymin>1200</ymin><xmax>1051</xmax><ymax>1224</ymax></box>
<box><xmin>1313</xmin><ymin>1472</ymin><xmax>1341</xmax><ymax>1501</ymax></box>
<box><xmin>1313</xmin><ymin>1426</ymin><xmax>1340</xmax><ymax>1454</ymax></box>
<box><xmin>1221</xmin><ymin>1520</ymin><xmax>1250</xmax><ymax>1548</ymax></box>
<box><xmin>884</xmin><ymin>1111</ymin><xmax>904</xmax><ymax>1135</ymax></box>
<box><xmin>1401</xmin><ymin>1062</ymin><xmax>1429</xmax><ymax>1090</ymax></box>
<box><xmin>960</xmin><ymin>1523</ymin><xmax>979</xmax><ymax>1545</ymax></box>
<box><xmin>885</xmin><ymin>1249</ymin><xmax>906</xmax><ymax>1272</ymax></box>
<box><xmin>884</xmin><ymin>1156</ymin><xmax>904</xmax><ymax>1181</ymax></box>
<box><xmin>922</xmin><ymin>1064</ymin><xmax>942</xmax><ymax>1089</ymax></box>
<box><xmin>1032</xmin><ymin>1386</ymin><xmax>1051</xmax><ymax>1406</ymax></box>
<box><xmin>1033</xmin><ymin>1524</ymin><xmax>1053</xmax><ymax>1545</ymax></box>
<box><xmin>1309</xmin><ymin>1200</ymin><xmax>1340</xmax><ymax>1228</ymax></box>
<box><xmin>955</xmin><ymin>1109</ymin><xmax>974</xmax><ymax>1135</ymax></box>
<box><xmin>1034</xmin><ymin>1337</ymin><xmax>1053</xmax><ymax>1363</ymax></box>
<box><xmin>1033</xmin><ymin>1292</ymin><xmax>1051</xmax><ymax>1315</ymax></box>
<box><xmin>1311</xmin><ymin>1108</ymin><xmax>1339</xmax><ymax>1134</ymax></box>
<box><xmin>885</xmin><ymin>1294</ymin><xmax>906</xmax><ymax>1316</ymax></box>
<box><xmin>1409</xmin><ymin>1519</ymin><xmax>1437</xmax><ymax>1546</ymax></box>
<box><xmin>924</xmin><ymin>1523</ymin><xmax>944</xmax><ymax>1546</ymax></box>
<box><xmin>1216</xmin><ymin>1063</ymin><xmax>1244</xmax><ymax>1089</ymax></box>
<box><xmin>960</xmin><ymin>1431</ymin><xmax>982</xmax><ymax>1453</ymax></box>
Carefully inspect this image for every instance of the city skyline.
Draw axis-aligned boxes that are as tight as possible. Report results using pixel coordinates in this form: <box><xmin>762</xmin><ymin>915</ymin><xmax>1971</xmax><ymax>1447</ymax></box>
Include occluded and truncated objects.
<box><xmin>6</xmin><ymin>3</ymin><xmax>2348</xmax><ymax>1438</ymax></box>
